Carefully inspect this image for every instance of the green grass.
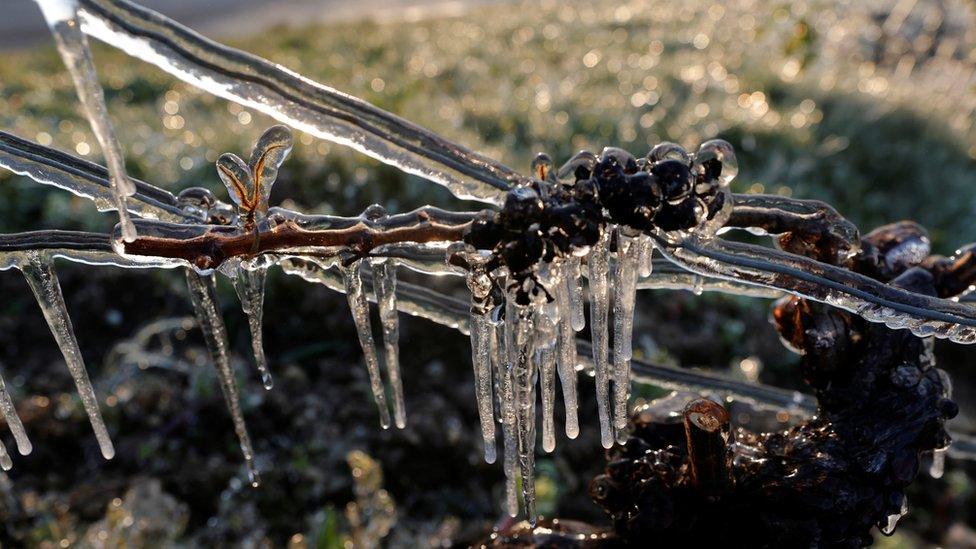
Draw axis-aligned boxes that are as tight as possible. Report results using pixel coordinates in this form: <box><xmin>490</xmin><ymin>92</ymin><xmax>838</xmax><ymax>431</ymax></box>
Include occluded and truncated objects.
<box><xmin>1</xmin><ymin>0</ymin><xmax>974</xmax><ymax>247</ymax></box>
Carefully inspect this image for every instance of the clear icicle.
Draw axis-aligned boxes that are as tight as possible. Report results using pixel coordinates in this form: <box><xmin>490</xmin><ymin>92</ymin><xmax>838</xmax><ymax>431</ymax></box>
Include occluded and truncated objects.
<box><xmin>930</xmin><ymin>448</ymin><xmax>946</xmax><ymax>479</ymax></box>
<box><xmin>494</xmin><ymin>319</ymin><xmax>519</xmax><ymax>517</ymax></box>
<box><xmin>537</xmin><ymin>317</ymin><xmax>557</xmax><ymax>453</ymax></box>
<box><xmin>340</xmin><ymin>263</ymin><xmax>392</xmax><ymax>429</ymax></box>
<box><xmin>21</xmin><ymin>251</ymin><xmax>114</xmax><ymax>459</ymax></box>
<box><xmin>588</xmin><ymin>233</ymin><xmax>614</xmax><ymax>448</ymax></box>
<box><xmin>637</xmin><ymin>235</ymin><xmax>654</xmax><ymax>278</ymax></box>
<box><xmin>37</xmin><ymin>1</ymin><xmax>137</xmax><ymax>241</ymax></box>
<box><xmin>372</xmin><ymin>260</ymin><xmax>406</xmax><ymax>429</ymax></box>
<box><xmin>233</xmin><ymin>266</ymin><xmax>272</xmax><ymax>390</ymax></box>
<box><xmin>0</xmin><ymin>368</ymin><xmax>31</xmax><ymax>456</ymax></box>
<box><xmin>568</xmin><ymin>257</ymin><xmax>586</xmax><ymax>332</ymax></box>
<box><xmin>612</xmin><ymin>233</ymin><xmax>639</xmax><ymax>430</ymax></box>
<box><xmin>184</xmin><ymin>270</ymin><xmax>259</xmax><ymax>485</ymax></box>
<box><xmin>510</xmin><ymin>300</ymin><xmax>538</xmax><ymax>524</ymax></box>
<box><xmin>0</xmin><ymin>439</ymin><xmax>11</xmax><ymax>471</ymax></box>
<box><xmin>555</xmin><ymin>271</ymin><xmax>580</xmax><ymax>439</ymax></box>
<box><xmin>467</xmin><ymin>270</ymin><xmax>496</xmax><ymax>462</ymax></box>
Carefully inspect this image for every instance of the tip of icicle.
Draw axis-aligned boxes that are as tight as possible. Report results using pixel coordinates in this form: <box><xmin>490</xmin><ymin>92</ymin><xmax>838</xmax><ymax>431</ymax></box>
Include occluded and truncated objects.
<box><xmin>0</xmin><ymin>456</ymin><xmax>11</xmax><ymax>471</ymax></box>
<box><xmin>248</xmin><ymin>469</ymin><xmax>261</xmax><ymax>488</ymax></box>
<box><xmin>101</xmin><ymin>446</ymin><xmax>116</xmax><ymax>460</ymax></box>
<box><xmin>484</xmin><ymin>446</ymin><xmax>497</xmax><ymax>464</ymax></box>
<box><xmin>120</xmin><ymin>221</ymin><xmax>138</xmax><ymax>244</ymax></box>
<box><xmin>18</xmin><ymin>442</ymin><xmax>33</xmax><ymax>456</ymax></box>
<box><xmin>261</xmin><ymin>376</ymin><xmax>274</xmax><ymax>391</ymax></box>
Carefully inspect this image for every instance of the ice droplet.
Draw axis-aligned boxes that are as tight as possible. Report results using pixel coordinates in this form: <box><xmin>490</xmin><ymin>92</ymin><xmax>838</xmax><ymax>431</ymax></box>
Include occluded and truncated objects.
<box><xmin>587</xmin><ymin>232</ymin><xmax>614</xmax><ymax>448</ymax></box>
<box><xmin>340</xmin><ymin>263</ymin><xmax>392</xmax><ymax>429</ymax></box>
<box><xmin>232</xmin><ymin>265</ymin><xmax>272</xmax><ymax>390</ymax></box>
<box><xmin>21</xmin><ymin>251</ymin><xmax>114</xmax><ymax>459</ymax></box>
<box><xmin>40</xmin><ymin>6</ymin><xmax>137</xmax><ymax>241</ymax></box>
<box><xmin>372</xmin><ymin>260</ymin><xmax>406</xmax><ymax>429</ymax></box>
<box><xmin>185</xmin><ymin>270</ymin><xmax>258</xmax><ymax>485</ymax></box>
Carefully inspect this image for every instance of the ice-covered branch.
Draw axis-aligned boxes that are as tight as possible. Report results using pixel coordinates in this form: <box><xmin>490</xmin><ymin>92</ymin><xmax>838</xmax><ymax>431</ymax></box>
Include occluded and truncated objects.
<box><xmin>71</xmin><ymin>0</ymin><xmax>525</xmax><ymax>205</ymax></box>
<box><xmin>0</xmin><ymin>131</ymin><xmax>188</xmax><ymax>222</ymax></box>
<box><xmin>114</xmin><ymin>207</ymin><xmax>477</xmax><ymax>269</ymax></box>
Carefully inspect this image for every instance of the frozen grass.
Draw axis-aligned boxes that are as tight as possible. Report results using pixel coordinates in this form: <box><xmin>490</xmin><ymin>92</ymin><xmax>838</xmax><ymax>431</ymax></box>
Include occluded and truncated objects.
<box><xmin>0</xmin><ymin>0</ymin><xmax>974</xmax><ymax>245</ymax></box>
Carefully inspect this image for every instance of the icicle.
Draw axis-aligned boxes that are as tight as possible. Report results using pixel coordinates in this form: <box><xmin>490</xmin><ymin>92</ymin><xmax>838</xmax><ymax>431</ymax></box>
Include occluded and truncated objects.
<box><xmin>612</xmin><ymin>233</ymin><xmax>639</xmax><ymax>430</ymax></box>
<box><xmin>0</xmin><ymin>368</ymin><xmax>31</xmax><ymax>456</ymax></box>
<box><xmin>233</xmin><ymin>265</ymin><xmax>272</xmax><ymax>390</ymax></box>
<box><xmin>493</xmin><ymin>318</ymin><xmax>519</xmax><ymax>517</ymax></box>
<box><xmin>21</xmin><ymin>251</ymin><xmax>114</xmax><ymax>459</ymax></box>
<box><xmin>0</xmin><ymin>439</ymin><xmax>11</xmax><ymax>471</ymax></box>
<box><xmin>372</xmin><ymin>260</ymin><xmax>406</xmax><ymax>429</ymax></box>
<box><xmin>588</xmin><ymin>233</ymin><xmax>614</xmax><ymax>448</ymax></box>
<box><xmin>555</xmin><ymin>269</ymin><xmax>580</xmax><ymax>439</ymax></box>
<box><xmin>37</xmin><ymin>0</ymin><xmax>137</xmax><ymax>241</ymax></box>
<box><xmin>568</xmin><ymin>257</ymin><xmax>586</xmax><ymax>332</ymax></box>
<box><xmin>881</xmin><ymin>497</ymin><xmax>909</xmax><ymax>536</ymax></box>
<box><xmin>637</xmin><ymin>235</ymin><xmax>654</xmax><ymax>278</ymax></box>
<box><xmin>509</xmin><ymin>299</ymin><xmax>538</xmax><ymax>524</ymax></box>
<box><xmin>930</xmin><ymin>447</ymin><xmax>946</xmax><ymax>479</ymax></box>
<box><xmin>184</xmin><ymin>270</ymin><xmax>259</xmax><ymax>485</ymax></box>
<box><xmin>466</xmin><ymin>270</ymin><xmax>496</xmax><ymax>462</ymax></box>
<box><xmin>340</xmin><ymin>263</ymin><xmax>392</xmax><ymax>429</ymax></box>
<box><xmin>536</xmin><ymin>315</ymin><xmax>557</xmax><ymax>453</ymax></box>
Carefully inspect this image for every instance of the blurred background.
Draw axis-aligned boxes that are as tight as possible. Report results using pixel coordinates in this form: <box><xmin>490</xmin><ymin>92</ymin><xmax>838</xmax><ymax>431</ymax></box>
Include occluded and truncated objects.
<box><xmin>0</xmin><ymin>0</ymin><xmax>975</xmax><ymax>546</ymax></box>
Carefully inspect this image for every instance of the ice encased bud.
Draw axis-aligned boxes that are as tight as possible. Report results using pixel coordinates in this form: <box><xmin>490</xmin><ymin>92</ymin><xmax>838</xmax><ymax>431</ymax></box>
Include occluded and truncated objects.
<box><xmin>695</xmin><ymin>139</ymin><xmax>738</xmax><ymax>187</ymax></box>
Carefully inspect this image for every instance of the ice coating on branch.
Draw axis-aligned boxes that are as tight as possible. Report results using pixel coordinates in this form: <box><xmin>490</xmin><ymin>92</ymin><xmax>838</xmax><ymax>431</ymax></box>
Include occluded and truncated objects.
<box><xmin>39</xmin><ymin>2</ymin><xmax>137</xmax><ymax>241</ymax></box>
<box><xmin>372</xmin><ymin>260</ymin><xmax>406</xmax><ymax>429</ymax></box>
<box><xmin>74</xmin><ymin>0</ymin><xmax>520</xmax><ymax>205</ymax></box>
<box><xmin>588</xmin><ymin>233</ymin><xmax>614</xmax><ymax>448</ymax></box>
<box><xmin>184</xmin><ymin>270</ymin><xmax>259</xmax><ymax>485</ymax></box>
<box><xmin>340</xmin><ymin>263</ymin><xmax>392</xmax><ymax>429</ymax></box>
<box><xmin>466</xmin><ymin>270</ymin><xmax>496</xmax><ymax>462</ymax></box>
<box><xmin>555</xmin><ymin>267</ymin><xmax>580</xmax><ymax>438</ymax></box>
<box><xmin>612</xmin><ymin>233</ymin><xmax>638</xmax><ymax>430</ymax></box>
<box><xmin>0</xmin><ymin>367</ymin><xmax>31</xmax><ymax>456</ymax></box>
<box><xmin>232</xmin><ymin>265</ymin><xmax>272</xmax><ymax>390</ymax></box>
<box><xmin>21</xmin><ymin>251</ymin><xmax>114</xmax><ymax>459</ymax></box>
<box><xmin>659</xmin><ymin>237</ymin><xmax>976</xmax><ymax>344</ymax></box>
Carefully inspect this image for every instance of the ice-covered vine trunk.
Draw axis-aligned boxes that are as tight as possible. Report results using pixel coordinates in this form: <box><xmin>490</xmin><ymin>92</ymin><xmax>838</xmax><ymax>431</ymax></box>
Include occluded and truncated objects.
<box><xmin>489</xmin><ymin>220</ymin><xmax>971</xmax><ymax>547</ymax></box>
